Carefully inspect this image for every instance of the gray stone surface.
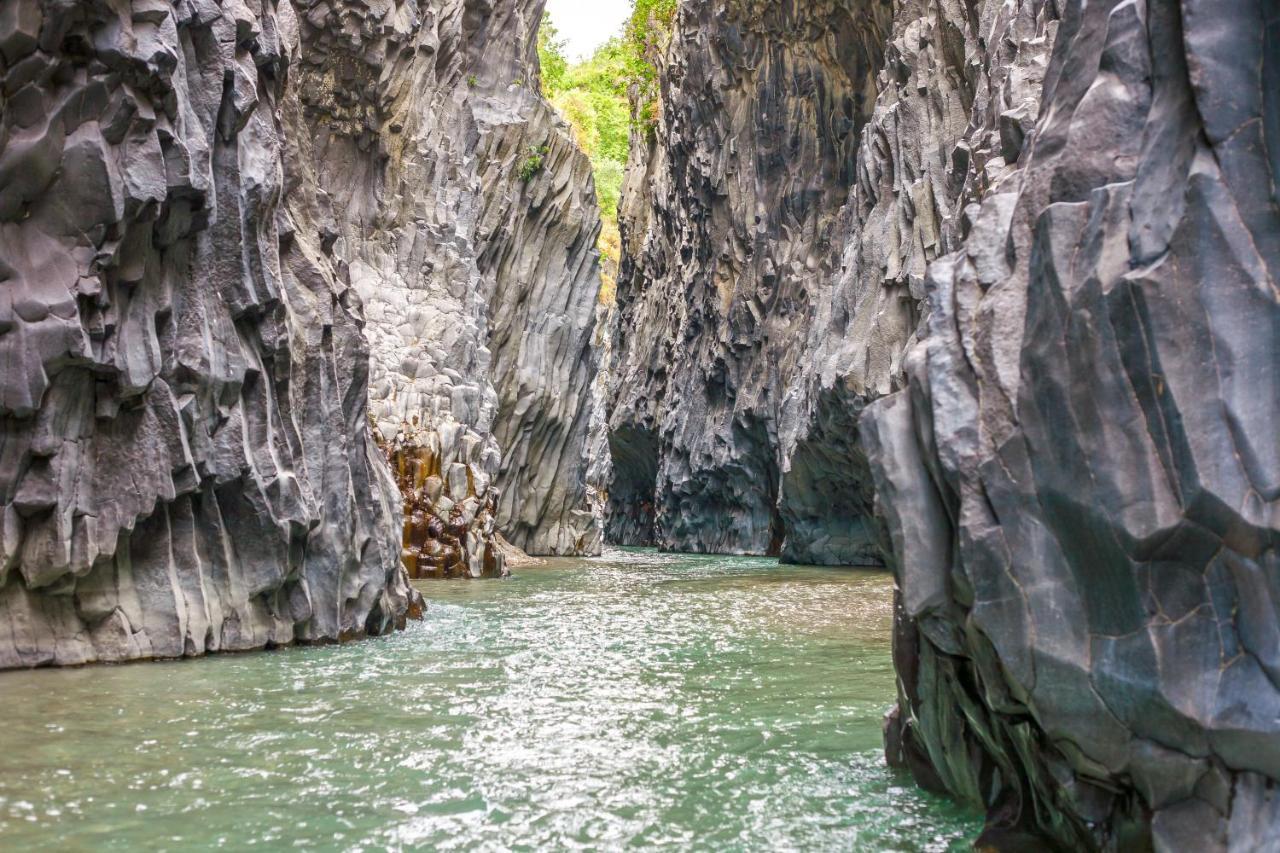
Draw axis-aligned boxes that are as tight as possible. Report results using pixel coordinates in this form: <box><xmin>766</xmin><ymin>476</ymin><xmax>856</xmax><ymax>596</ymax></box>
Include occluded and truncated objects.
<box><xmin>0</xmin><ymin>0</ymin><xmax>422</xmax><ymax>668</ymax></box>
<box><xmin>777</xmin><ymin>0</ymin><xmax>1055</xmax><ymax>567</ymax></box>
<box><xmin>611</xmin><ymin>0</ymin><xmax>1279</xmax><ymax>846</ymax></box>
<box><xmin>0</xmin><ymin>0</ymin><xmax>605</xmax><ymax>667</ymax></box>
<box><xmin>607</xmin><ymin>0</ymin><xmax>896</xmax><ymax>557</ymax></box>
<box><xmin>606</xmin><ymin>0</ymin><xmax>1052</xmax><ymax>565</ymax></box>
<box><xmin>865</xmin><ymin>0</ymin><xmax>1280</xmax><ymax>848</ymax></box>
<box><xmin>291</xmin><ymin>0</ymin><xmax>604</xmax><ymax>562</ymax></box>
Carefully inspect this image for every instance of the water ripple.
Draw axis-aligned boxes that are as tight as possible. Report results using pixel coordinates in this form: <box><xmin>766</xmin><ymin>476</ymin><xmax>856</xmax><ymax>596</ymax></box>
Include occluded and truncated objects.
<box><xmin>0</xmin><ymin>548</ymin><xmax>978</xmax><ymax>850</ymax></box>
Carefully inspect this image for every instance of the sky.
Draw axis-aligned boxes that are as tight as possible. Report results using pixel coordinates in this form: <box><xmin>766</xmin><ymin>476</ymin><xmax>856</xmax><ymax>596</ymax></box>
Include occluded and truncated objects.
<box><xmin>544</xmin><ymin>0</ymin><xmax>632</xmax><ymax>61</ymax></box>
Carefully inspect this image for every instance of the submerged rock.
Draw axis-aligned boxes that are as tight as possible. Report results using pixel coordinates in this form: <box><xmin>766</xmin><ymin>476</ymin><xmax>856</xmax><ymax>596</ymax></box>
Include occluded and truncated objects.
<box><xmin>0</xmin><ymin>0</ymin><xmax>422</xmax><ymax>667</ymax></box>
<box><xmin>865</xmin><ymin>0</ymin><xmax>1280</xmax><ymax>848</ymax></box>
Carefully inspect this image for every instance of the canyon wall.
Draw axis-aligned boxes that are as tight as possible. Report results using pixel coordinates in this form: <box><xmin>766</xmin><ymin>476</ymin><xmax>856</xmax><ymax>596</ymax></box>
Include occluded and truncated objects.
<box><xmin>0</xmin><ymin>0</ymin><xmax>420</xmax><ymax>668</ymax></box>
<box><xmin>611</xmin><ymin>0</ymin><xmax>1279</xmax><ymax>847</ymax></box>
<box><xmin>608</xmin><ymin>0</ymin><xmax>895</xmax><ymax>555</ymax></box>
<box><xmin>607</xmin><ymin>0</ymin><xmax>1051</xmax><ymax>563</ymax></box>
<box><xmin>866</xmin><ymin>0</ymin><xmax>1280</xmax><ymax>848</ymax></box>
<box><xmin>0</xmin><ymin>0</ymin><xmax>604</xmax><ymax>665</ymax></box>
<box><xmin>291</xmin><ymin>0</ymin><xmax>604</xmax><ymax>575</ymax></box>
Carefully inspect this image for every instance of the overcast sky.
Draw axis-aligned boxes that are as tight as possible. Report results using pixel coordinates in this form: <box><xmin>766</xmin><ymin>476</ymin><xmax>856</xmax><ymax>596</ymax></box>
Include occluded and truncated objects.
<box><xmin>544</xmin><ymin>0</ymin><xmax>632</xmax><ymax>61</ymax></box>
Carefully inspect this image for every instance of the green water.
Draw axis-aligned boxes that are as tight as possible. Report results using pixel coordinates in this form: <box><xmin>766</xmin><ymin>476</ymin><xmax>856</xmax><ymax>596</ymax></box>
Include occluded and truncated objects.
<box><xmin>0</xmin><ymin>549</ymin><xmax>978</xmax><ymax>851</ymax></box>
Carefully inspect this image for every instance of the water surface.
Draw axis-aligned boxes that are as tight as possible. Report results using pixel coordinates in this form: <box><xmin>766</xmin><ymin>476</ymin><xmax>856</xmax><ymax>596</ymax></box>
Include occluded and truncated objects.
<box><xmin>0</xmin><ymin>548</ymin><xmax>977</xmax><ymax>850</ymax></box>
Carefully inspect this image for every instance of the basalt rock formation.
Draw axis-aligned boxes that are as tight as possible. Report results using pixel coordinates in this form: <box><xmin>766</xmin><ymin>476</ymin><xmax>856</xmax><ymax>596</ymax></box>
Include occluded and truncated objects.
<box><xmin>290</xmin><ymin>0</ymin><xmax>604</xmax><ymax>570</ymax></box>
<box><xmin>860</xmin><ymin>0</ymin><xmax>1280</xmax><ymax>845</ymax></box>
<box><xmin>0</xmin><ymin>0</ymin><xmax>421</xmax><ymax>668</ymax></box>
<box><xmin>866</xmin><ymin>0</ymin><xmax>1280</xmax><ymax>849</ymax></box>
<box><xmin>606</xmin><ymin>0</ymin><xmax>1049</xmax><ymax>564</ymax></box>
<box><xmin>776</xmin><ymin>0</ymin><xmax>1055</xmax><ymax>568</ymax></box>
<box><xmin>0</xmin><ymin>0</ymin><xmax>605</xmax><ymax>667</ymax></box>
<box><xmin>608</xmin><ymin>0</ymin><xmax>895</xmax><ymax>556</ymax></box>
<box><xmin>610</xmin><ymin>0</ymin><xmax>1279</xmax><ymax>847</ymax></box>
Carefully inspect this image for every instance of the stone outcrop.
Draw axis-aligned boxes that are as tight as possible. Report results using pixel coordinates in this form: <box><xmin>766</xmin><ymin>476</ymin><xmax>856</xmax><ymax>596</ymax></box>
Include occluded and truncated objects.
<box><xmin>865</xmin><ymin>0</ymin><xmax>1280</xmax><ymax>849</ymax></box>
<box><xmin>610</xmin><ymin>0</ymin><xmax>1279</xmax><ymax>847</ymax></box>
<box><xmin>0</xmin><ymin>0</ymin><xmax>606</xmax><ymax>667</ymax></box>
<box><xmin>776</xmin><ymin>0</ymin><xmax>1055</xmax><ymax>567</ymax></box>
<box><xmin>290</xmin><ymin>0</ymin><xmax>604</xmax><ymax>570</ymax></box>
<box><xmin>0</xmin><ymin>0</ymin><xmax>421</xmax><ymax>668</ymax></box>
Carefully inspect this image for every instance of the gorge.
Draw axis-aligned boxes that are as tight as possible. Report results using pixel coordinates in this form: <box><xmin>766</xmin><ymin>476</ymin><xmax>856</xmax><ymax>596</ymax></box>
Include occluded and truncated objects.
<box><xmin>1</xmin><ymin>0</ymin><xmax>1277</xmax><ymax>850</ymax></box>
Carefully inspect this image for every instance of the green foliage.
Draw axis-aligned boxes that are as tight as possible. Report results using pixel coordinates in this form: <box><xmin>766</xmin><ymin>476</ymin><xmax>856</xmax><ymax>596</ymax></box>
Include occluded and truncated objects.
<box><xmin>536</xmin><ymin>12</ymin><xmax>569</xmax><ymax>94</ymax></box>
<box><xmin>519</xmin><ymin>145</ymin><xmax>549</xmax><ymax>182</ymax></box>
<box><xmin>536</xmin><ymin>2</ymin><xmax>677</xmax><ymax>266</ymax></box>
<box><xmin>593</xmin><ymin>158</ymin><xmax>625</xmax><ymax>221</ymax></box>
<box><xmin>466</xmin><ymin>74</ymin><xmax>478</xmax><ymax>87</ymax></box>
<box><xmin>623</xmin><ymin>0</ymin><xmax>677</xmax><ymax>134</ymax></box>
<box><xmin>551</xmin><ymin>89</ymin><xmax>600</xmax><ymax>155</ymax></box>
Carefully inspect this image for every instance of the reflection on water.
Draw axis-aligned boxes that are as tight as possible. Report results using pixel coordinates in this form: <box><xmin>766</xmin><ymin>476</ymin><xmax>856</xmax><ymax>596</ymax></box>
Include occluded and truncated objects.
<box><xmin>0</xmin><ymin>548</ymin><xmax>978</xmax><ymax>850</ymax></box>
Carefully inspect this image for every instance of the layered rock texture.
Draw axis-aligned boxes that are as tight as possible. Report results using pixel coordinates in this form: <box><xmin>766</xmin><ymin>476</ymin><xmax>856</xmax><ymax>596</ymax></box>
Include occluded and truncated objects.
<box><xmin>606</xmin><ymin>0</ymin><xmax>1049</xmax><ymax>564</ymax></box>
<box><xmin>608</xmin><ymin>0</ymin><xmax>896</xmax><ymax>556</ymax></box>
<box><xmin>610</xmin><ymin>0</ymin><xmax>1279</xmax><ymax>847</ymax></box>
<box><xmin>866</xmin><ymin>0</ymin><xmax>1280</xmax><ymax>849</ymax></box>
<box><xmin>0</xmin><ymin>0</ymin><xmax>422</xmax><ymax>668</ymax></box>
<box><xmin>0</xmin><ymin>0</ymin><xmax>605</xmax><ymax>666</ymax></box>
<box><xmin>289</xmin><ymin>0</ymin><xmax>604</xmax><ymax>570</ymax></box>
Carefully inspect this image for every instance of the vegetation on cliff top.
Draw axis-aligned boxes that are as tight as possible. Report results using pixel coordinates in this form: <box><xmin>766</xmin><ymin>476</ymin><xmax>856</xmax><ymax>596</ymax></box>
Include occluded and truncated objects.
<box><xmin>622</xmin><ymin>0</ymin><xmax>678</xmax><ymax>132</ymax></box>
<box><xmin>538</xmin><ymin>1</ymin><xmax>677</xmax><ymax>304</ymax></box>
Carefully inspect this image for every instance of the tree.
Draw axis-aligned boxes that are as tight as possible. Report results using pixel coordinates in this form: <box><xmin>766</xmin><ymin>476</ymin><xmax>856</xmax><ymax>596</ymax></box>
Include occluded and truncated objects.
<box><xmin>623</xmin><ymin>0</ymin><xmax>678</xmax><ymax>132</ymax></box>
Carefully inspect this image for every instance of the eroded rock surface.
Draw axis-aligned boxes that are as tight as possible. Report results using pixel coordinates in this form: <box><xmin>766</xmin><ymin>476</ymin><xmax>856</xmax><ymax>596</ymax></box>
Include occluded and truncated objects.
<box><xmin>606</xmin><ymin>0</ymin><xmax>1051</xmax><ymax>564</ymax></box>
<box><xmin>777</xmin><ymin>0</ymin><xmax>1056</xmax><ymax>567</ymax></box>
<box><xmin>290</xmin><ymin>0</ymin><xmax>604</xmax><ymax>566</ymax></box>
<box><xmin>865</xmin><ymin>0</ymin><xmax>1280</xmax><ymax>848</ymax></box>
<box><xmin>608</xmin><ymin>0</ymin><xmax>895</xmax><ymax>556</ymax></box>
<box><xmin>611</xmin><ymin>0</ymin><xmax>1279</xmax><ymax>845</ymax></box>
<box><xmin>0</xmin><ymin>0</ymin><xmax>605</xmax><ymax>666</ymax></box>
<box><xmin>0</xmin><ymin>0</ymin><xmax>422</xmax><ymax>668</ymax></box>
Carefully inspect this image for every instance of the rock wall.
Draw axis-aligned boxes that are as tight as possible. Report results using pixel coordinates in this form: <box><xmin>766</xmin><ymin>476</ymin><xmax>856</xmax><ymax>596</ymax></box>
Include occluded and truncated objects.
<box><xmin>611</xmin><ymin>0</ymin><xmax>1279</xmax><ymax>844</ymax></box>
<box><xmin>0</xmin><ymin>0</ymin><xmax>605</xmax><ymax>667</ymax></box>
<box><xmin>0</xmin><ymin>0</ymin><xmax>421</xmax><ymax>668</ymax></box>
<box><xmin>865</xmin><ymin>0</ymin><xmax>1280</xmax><ymax>848</ymax></box>
<box><xmin>290</xmin><ymin>0</ymin><xmax>604</xmax><ymax>571</ymax></box>
<box><xmin>608</xmin><ymin>0</ymin><xmax>894</xmax><ymax>556</ymax></box>
<box><xmin>776</xmin><ymin>0</ymin><xmax>1055</xmax><ymax>567</ymax></box>
<box><xmin>606</xmin><ymin>0</ymin><xmax>1051</xmax><ymax>564</ymax></box>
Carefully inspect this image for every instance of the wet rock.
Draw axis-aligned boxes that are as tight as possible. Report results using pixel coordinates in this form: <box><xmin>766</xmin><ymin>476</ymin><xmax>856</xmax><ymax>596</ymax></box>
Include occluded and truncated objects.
<box><xmin>0</xmin><ymin>0</ymin><xmax>422</xmax><ymax>669</ymax></box>
<box><xmin>385</xmin><ymin>426</ymin><xmax>508</xmax><ymax>580</ymax></box>
<box><xmin>865</xmin><ymin>0</ymin><xmax>1280</xmax><ymax>847</ymax></box>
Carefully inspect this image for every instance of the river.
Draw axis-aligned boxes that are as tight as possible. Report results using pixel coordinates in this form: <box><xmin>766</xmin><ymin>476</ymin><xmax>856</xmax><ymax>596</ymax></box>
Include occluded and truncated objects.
<box><xmin>0</xmin><ymin>549</ymin><xmax>978</xmax><ymax>850</ymax></box>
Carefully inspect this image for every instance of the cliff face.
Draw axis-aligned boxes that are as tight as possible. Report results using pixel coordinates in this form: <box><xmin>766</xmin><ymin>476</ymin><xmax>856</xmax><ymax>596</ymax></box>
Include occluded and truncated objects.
<box><xmin>0</xmin><ymin>0</ymin><xmax>604</xmax><ymax>666</ymax></box>
<box><xmin>776</xmin><ymin>0</ymin><xmax>1054</xmax><ymax>567</ymax></box>
<box><xmin>612</xmin><ymin>0</ymin><xmax>1279</xmax><ymax>846</ymax></box>
<box><xmin>291</xmin><ymin>0</ymin><xmax>604</xmax><ymax>573</ymax></box>
<box><xmin>865</xmin><ymin>0</ymin><xmax>1280</xmax><ymax>849</ymax></box>
<box><xmin>606</xmin><ymin>0</ymin><xmax>1051</xmax><ymax>564</ymax></box>
<box><xmin>608</xmin><ymin>0</ymin><xmax>894</xmax><ymax>556</ymax></box>
<box><xmin>0</xmin><ymin>0</ymin><xmax>420</xmax><ymax>668</ymax></box>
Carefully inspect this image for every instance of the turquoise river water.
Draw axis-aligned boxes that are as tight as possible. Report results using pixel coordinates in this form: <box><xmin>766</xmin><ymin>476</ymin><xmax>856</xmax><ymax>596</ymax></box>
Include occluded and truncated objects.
<box><xmin>0</xmin><ymin>549</ymin><xmax>978</xmax><ymax>850</ymax></box>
